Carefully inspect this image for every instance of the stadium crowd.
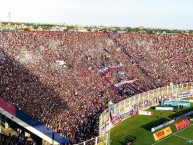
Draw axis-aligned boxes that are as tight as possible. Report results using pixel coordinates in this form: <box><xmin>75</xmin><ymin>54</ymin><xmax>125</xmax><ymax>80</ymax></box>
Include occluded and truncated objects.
<box><xmin>0</xmin><ymin>133</ymin><xmax>35</xmax><ymax>145</ymax></box>
<box><xmin>0</xmin><ymin>31</ymin><xmax>193</xmax><ymax>143</ymax></box>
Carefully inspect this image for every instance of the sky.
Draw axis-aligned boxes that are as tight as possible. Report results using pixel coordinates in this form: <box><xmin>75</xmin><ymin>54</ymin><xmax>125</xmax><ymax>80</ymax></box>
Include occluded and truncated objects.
<box><xmin>0</xmin><ymin>0</ymin><xmax>193</xmax><ymax>29</ymax></box>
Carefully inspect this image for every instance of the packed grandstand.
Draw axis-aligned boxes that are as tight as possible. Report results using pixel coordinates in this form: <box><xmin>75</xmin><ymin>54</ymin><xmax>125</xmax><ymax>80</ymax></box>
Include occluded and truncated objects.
<box><xmin>0</xmin><ymin>30</ymin><xmax>193</xmax><ymax>144</ymax></box>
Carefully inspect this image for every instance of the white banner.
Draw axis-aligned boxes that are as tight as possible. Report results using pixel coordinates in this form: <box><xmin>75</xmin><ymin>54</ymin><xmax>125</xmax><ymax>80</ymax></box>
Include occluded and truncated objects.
<box><xmin>155</xmin><ymin>107</ymin><xmax>174</xmax><ymax>111</ymax></box>
<box><xmin>177</xmin><ymin>91</ymin><xmax>191</xmax><ymax>98</ymax></box>
<box><xmin>151</xmin><ymin>119</ymin><xmax>175</xmax><ymax>132</ymax></box>
<box><xmin>138</xmin><ymin>110</ymin><xmax>153</xmax><ymax>116</ymax></box>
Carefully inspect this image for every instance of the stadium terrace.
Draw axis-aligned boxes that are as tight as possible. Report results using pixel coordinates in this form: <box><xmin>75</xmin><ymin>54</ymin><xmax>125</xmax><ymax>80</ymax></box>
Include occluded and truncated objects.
<box><xmin>0</xmin><ymin>31</ymin><xmax>193</xmax><ymax>144</ymax></box>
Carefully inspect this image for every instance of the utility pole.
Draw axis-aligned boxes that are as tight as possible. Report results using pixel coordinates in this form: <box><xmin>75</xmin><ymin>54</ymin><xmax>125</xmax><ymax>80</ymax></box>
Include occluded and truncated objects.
<box><xmin>9</xmin><ymin>12</ymin><xmax>10</xmax><ymax>23</ymax></box>
<box><xmin>8</xmin><ymin>12</ymin><xmax>11</xmax><ymax>30</ymax></box>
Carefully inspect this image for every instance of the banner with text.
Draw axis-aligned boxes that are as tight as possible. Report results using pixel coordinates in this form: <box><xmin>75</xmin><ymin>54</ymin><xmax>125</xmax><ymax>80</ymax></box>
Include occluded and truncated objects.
<box><xmin>153</xmin><ymin>127</ymin><xmax>172</xmax><ymax>141</ymax></box>
<box><xmin>175</xmin><ymin>119</ymin><xmax>191</xmax><ymax>130</ymax></box>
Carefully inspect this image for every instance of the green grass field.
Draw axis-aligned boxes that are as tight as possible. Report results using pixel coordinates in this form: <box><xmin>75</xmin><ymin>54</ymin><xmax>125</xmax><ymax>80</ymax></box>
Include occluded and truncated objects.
<box><xmin>110</xmin><ymin>104</ymin><xmax>193</xmax><ymax>145</ymax></box>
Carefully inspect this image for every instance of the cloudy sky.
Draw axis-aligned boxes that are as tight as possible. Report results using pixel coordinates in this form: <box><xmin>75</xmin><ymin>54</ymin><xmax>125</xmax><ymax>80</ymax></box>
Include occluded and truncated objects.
<box><xmin>0</xmin><ymin>0</ymin><xmax>192</xmax><ymax>29</ymax></box>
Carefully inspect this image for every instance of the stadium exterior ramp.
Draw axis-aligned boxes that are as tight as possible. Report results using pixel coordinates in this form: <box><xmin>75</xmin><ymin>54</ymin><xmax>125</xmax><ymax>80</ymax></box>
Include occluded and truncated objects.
<box><xmin>0</xmin><ymin>97</ymin><xmax>70</xmax><ymax>145</ymax></box>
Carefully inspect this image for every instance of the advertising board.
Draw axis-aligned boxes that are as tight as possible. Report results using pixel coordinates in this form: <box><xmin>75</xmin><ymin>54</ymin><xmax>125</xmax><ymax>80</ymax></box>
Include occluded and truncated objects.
<box><xmin>161</xmin><ymin>101</ymin><xmax>190</xmax><ymax>107</ymax></box>
<box><xmin>138</xmin><ymin>110</ymin><xmax>153</xmax><ymax>116</ymax></box>
<box><xmin>175</xmin><ymin>119</ymin><xmax>191</xmax><ymax>130</ymax></box>
<box><xmin>151</xmin><ymin>119</ymin><xmax>174</xmax><ymax>132</ymax></box>
<box><xmin>175</xmin><ymin>111</ymin><xmax>193</xmax><ymax>121</ymax></box>
<box><xmin>155</xmin><ymin>107</ymin><xmax>174</xmax><ymax>111</ymax></box>
<box><xmin>153</xmin><ymin>127</ymin><xmax>172</xmax><ymax>141</ymax></box>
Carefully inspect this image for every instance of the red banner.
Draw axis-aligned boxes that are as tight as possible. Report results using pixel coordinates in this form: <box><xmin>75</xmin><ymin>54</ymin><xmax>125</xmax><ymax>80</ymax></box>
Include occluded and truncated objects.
<box><xmin>183</xmin><ymin>118</ymin><xmax>191</xmax><ymax>126</ymax></box>
<box><xmin>0</xmin><ymin>97</ymin><xmax>16</xmax><ymax>116</ymax></box>
<box><xmin>175</xmin><ymin>119</ymin><xmax>191</xmax><ymax>130</ymax></box>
